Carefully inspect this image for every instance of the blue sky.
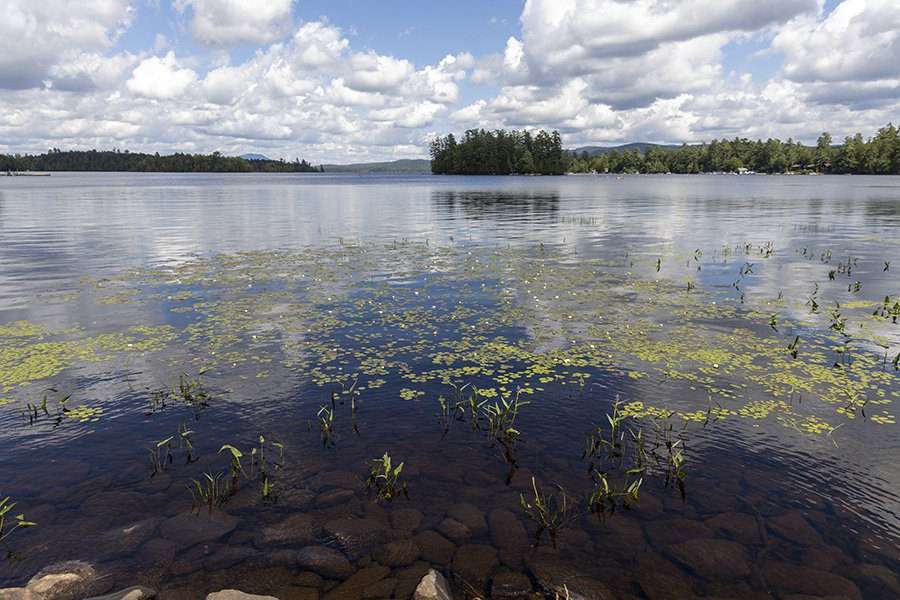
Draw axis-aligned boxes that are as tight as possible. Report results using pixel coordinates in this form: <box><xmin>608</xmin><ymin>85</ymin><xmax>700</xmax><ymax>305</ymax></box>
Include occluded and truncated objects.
<box><xmin>1</xmin><ymin>0</ymin><xmax>898</xmax><ymax>161</ymax></box>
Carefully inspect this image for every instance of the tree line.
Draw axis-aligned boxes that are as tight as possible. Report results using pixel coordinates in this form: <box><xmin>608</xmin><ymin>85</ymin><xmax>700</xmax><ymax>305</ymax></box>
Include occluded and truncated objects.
<box><xmin>568</xmin><ymin>123</ymin><xmax>900</xmax><ymax>175</ymax></box>
<box><xmin>430</xmin><ymin>129</ymin><xmax>566</xmax><ymax>175</ymax></box>
<box><xmin>1</xmin><ymin>149</ymin><xmax>323</xmax><ymax>173</ymax></box>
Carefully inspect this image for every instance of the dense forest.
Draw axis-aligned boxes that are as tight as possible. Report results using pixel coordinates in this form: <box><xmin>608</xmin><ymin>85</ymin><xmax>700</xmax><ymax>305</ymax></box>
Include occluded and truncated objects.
<box><xmin>430</xmin><ymin>129</ymin><xmax>565</xmax><ymax>175</ymax></box>
<box><xmin>430</xmin><ymin>124</ymin><xmax>900</xmax><ymax>176</ymax></box>
<box><xmin>1</xmin><ymin>149</ymin><xmax>323</xmax><ymax>173</ymax></box>
<box><xmin>568</xmin><ymin>123</ymin><xmax>900</xmax><ymax>175</ymax></box>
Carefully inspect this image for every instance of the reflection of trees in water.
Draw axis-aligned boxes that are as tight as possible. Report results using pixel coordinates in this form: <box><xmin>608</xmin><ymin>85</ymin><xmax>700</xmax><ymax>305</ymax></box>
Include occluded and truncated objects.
<box><xmin>864</xmin><ymin>198</ymin><xmax>900</xmax><ymax>221</ymax></box>
<box><xmin>432</xmin><ymin>189</ymin><xmax>560</xmax><ymax>221</ymax></box>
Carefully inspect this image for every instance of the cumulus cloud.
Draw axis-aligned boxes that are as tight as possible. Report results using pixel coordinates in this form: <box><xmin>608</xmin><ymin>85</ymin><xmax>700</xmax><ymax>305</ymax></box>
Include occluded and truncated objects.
<box><xmin>0</xmin><ymin>0</ymin><xmax>133</xmax><ymax>89</ymax></box>
<box><xmin>345</xmin><ymin>52</ymin><xmax>414</xmax><ymax>93</ymax></box>
<box><xmin>48</xmin><ymin>52</ymin><xmax>141</xmax><ymax>92</ymax></box>
<box><xmin>292</xmin><ymin>20</ymin><xmax>350</xmax><ymax>68</ymax></box>
<box><xmin>460</xmin><ymin>0</ymin><xmax>900</xmax><ymax>146</ymax></box>
<box><xmin>773</xmin><ymin>0</ymin><xmax>900</xmax><ymax>85</ymax></box>
<box><xmin>175</xmin><ymin>0</ymin><xmax>294</xmax><ymax>46</ymax></box>
<box><xmin>517</xmin><ymin>0</ymin><xmax>816</xmax><ymax>78</ymax></box>
<box><xmin>127</xmin><ymin>52</ymin><xmax>198</xmax><ymax>99</ymax></box>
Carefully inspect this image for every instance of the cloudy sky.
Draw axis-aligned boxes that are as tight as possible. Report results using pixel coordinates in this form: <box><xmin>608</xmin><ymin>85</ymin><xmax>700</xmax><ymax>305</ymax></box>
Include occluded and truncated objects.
<box><xmin>1</xmin><ymin>0</ymin><xmax>898</xmax><ymax>162</ymax></box>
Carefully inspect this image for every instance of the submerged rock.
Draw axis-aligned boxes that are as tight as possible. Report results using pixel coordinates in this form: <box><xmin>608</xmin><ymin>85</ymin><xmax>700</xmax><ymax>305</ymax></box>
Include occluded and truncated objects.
<box><xmin>414</xmin><ymin>531</ymin><xmax>456</xmax><ymax>566</ymax></box>
<box><xmin>436</xmin><ymin>518</ymin><xmax>470</xmax><ymax>543</ymax></box>
<box><xmin>203</xmin><ymin>545</ymin><xmax>262</xmax><ymax>571</ymax></box>
<box><xmin>138</xmin><ymin>538</ymin><xmax>178</xmax><ymax>568</ymax></box>
<box><xmin>393</xmin><ymin>562</ymin><xmax>432</xmax><ymax>600</ymax></box>
<box><xmin>490</xmin><ymin>570</ymin><xmax>533</xmax><ymax>599</ymax></box>
<box><xmin>666</xmin><ymin>538</ymin><xmax>751</xmax><ymax>580</ymax></box>
<box><xmin>296</xmin><ymin>546</ymin><xmax>354</xmax><ymax>580</ymax></box>
<box><xmin>638</xmin><ymin>570</ymin><xmax>694</xmax><ymax>600</ymax></box>
<box><xmin>847</xmin><ymin>563</ymin><xmax>900</xmax><ymax>597</ymax></box>
<box><xmin>362</xmin><ymin>579</ymin><xmax>396</xmax><ymax>599</ymax></box>
<box><xmin>704</xmin><ymin>512</ymin><xmax>762</xmax><ymax>545</ymax></box>
<box><xmin>488</xmin><ymin>509</ymin><xmax>528</xmax><ymax>566</ymax></box>
<box><xmin>80</xmin><ymin>492</ymin><xmax>154</xmax><ymax>525</ymax></box>
<box><xmin>25</xmin><ymin>561</ymin><xmax>111</xmax><ymax>600</ymax></box>
<box><xmin>767</xmin><ymin>512</ymin><xmax>823</xmax><ymax>546</ymax></box>
<box><xmin>323</xmin><ymin>566</ymin><xmax>390</xmax><ymax>600</ymax></box>
<box><xmin>413</xmin><ymin>570</ymin><xmax>452</xmax><ymax>600</ymax></box>
<box><xmin>525</xmin><ymin>554</ymin><xmax>614</xmax><ymax>600</ymax></box>
<box><xmin>451</xmin><ymin>544</ymin><xmax>498</xmax><ymax>589</ymax></box>
<box><xmin>276</xmin><ymin>587</ymin><xmax>318</xmax><ymax>600</ymax></box>
<box><xmin>761</xmin><ymin>561</ymin><xmax>862</xmax><ymax>600</ymax></box>
<box><xmin>643</xmin><ymin>517</ymin><xmax>712</xmax><ymax>546</ymax></box>
<box><xmin>391</xmin><ymin>508</ymin><xmax>424</xmax><ymax>533</ymax></box>
<box><xmin>99</xmin><ymin>518</ymin><xmax>161</xmax><ymax>555</ymax></box>
<box><xmin>206</xmin><ymin>591</ymin><xmax>280</xmax><ymax>600</ymax></box>
<box><xmin>323</xmin><ymin>518</ymin><xmax>387</xmax><ymax>560</ymax></box>
<box><xmin>446</xmin><ymin>504</ymin><xmax>487</xmax><ymax>535</ymax></box>
<box><xmin>256</xmin><ymin>514</ymin><xmax>321</xmax><ymax>547</ymax></box>
<box><xmin>84</xmin><ymin>587</ymin><xmax>157</xmax><ymax>600</ymax></box>
<box><xmin>159</xmin><ymin>512</ymin><xmax>239</xmax><ymax>547</ymax></box>
<box><xmin>315</xmin><ymin>489</ymin><xmax>356</xmax><ymax>509</ymax></box>
<box><xmin>374</xmin><ymin>539</ymin><xmax>420</xmax><ymax>567</ymax></box>
<box><xmin>310</xmin><ymin>471</ymin><xmax>360</xmax><ymax>492</ymax></box>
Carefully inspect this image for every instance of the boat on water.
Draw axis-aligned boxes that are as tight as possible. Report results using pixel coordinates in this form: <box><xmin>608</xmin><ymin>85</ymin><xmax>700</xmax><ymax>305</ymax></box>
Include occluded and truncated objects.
<box><xmin>5</xmin><ymin>171</ymin><xmax>51</xmax><ymax>176</ymax></box>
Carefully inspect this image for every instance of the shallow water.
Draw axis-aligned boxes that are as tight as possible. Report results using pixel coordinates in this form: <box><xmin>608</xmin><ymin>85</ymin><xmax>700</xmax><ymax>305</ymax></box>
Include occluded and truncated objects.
<box><xmin>1</xmin><ymin>173</ymin><xmax>900</xmax><ymax>599</ymax></box>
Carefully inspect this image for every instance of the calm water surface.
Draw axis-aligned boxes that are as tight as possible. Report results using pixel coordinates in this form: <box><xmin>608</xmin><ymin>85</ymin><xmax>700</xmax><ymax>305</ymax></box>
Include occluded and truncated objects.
<box><xmin>1</xmin><ymin>173</ymin><xmax>900</xmax><ymax>599</ymax></box>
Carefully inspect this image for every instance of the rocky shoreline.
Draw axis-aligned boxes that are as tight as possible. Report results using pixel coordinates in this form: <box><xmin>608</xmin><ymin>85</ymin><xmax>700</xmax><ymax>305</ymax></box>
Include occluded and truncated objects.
<box><xmin>0</xmin><ymin>562</ymin><xmax>457</xmax><ymax>600</ymax></box>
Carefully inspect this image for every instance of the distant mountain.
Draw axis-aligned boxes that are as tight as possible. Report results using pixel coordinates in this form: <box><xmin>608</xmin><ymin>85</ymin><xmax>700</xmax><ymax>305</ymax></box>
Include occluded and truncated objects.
<box><xmin>322</xmin><ymin>158</ymin><xmax>431</xmax><ymax>173</ymax></box>
<box><xmin>570</xmin><ymin>142</ymin><xmax>683</xmax><ymax>156</ymax></box>
<box><xmin>240</xmin><ymin>153</ymin><xmax>271</xmax><ymax>161</ymax></box>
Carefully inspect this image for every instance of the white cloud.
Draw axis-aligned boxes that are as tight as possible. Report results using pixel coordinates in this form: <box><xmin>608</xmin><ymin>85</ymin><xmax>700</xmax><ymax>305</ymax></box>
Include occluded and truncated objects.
<box><xmin>175</xmin><ymin>0</ymin><xmax>294</xmax><ymax>46</ymax></box>
<box><xmin>345</xmin><ymin>52</ymin><xmax>414</xmax><ymax>93</ymax></box>
<box><xmin>48</xmin><ymin>52</ymin><xmax>141</xmax><ymax>92</ymax></box>
<box><xmin>127</xmin><ymin>52</ymin><xmax>198</xmax><ymax>99</ymax></box>
<box><xmin>325</xmin><ymin>78</ymin><xmax>387</xmax><ymax>107</ymax></box>
<box><xmin>774</xmin><ymin>0</ymin><xmax>900</xmax><ymax>85</ymax></box>
<box><xmin>0</xmin><ymin>0</ymin><xmax>133</xmax><ymax>89</ymax></box>
<box><xmin>519</xmin><ymin>0</ymin><xmax>816</xmax><ymax>72</ymax></box>
<box><xmin>291</xmin><ymin>21</ymin><xmax>350</xmax><ymax>68</ymax></box>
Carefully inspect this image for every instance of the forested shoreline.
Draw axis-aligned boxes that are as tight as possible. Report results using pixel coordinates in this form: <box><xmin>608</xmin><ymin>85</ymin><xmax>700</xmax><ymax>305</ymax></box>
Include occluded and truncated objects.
<box><xmin>1</xmin><ymin>149</ymin><xmax>322</xmax><ymax>173</ymax></box>
<box><xmin>433</xmin><ymin>124</ymin><xmax>900</xmax><ymax>175</ymax></box>
<box><xmin>430</xmin><ymin>129</ymin><xmax>566</xmax><ymax>175</ymax></box>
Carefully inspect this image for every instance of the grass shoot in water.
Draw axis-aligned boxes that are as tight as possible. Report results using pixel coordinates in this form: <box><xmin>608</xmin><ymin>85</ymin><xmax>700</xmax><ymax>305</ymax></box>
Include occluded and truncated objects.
<box><xmin>366</xmin><ymin>452</ymin><xmax>408</xmax><ymax>502</ymax></box>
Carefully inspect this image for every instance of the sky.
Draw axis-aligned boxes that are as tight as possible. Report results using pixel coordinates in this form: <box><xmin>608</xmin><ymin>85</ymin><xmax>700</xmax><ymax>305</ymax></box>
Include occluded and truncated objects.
<box><xmin>1</xmin><ymin>0</ymin><xmax>899</xmax><ymax>163</ymax></box>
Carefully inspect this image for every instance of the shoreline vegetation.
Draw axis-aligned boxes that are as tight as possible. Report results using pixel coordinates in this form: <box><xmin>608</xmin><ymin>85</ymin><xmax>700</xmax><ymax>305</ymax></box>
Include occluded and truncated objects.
<box><xmin>430</xmin><ymin>128</ymin><xmax>566</xmax><ymax>175</ymax></box>
<box><xmin>4</xmin><ymin>123</ymin><xmax>898</xmax><ymax>177</ymax></box>
<box><xmin>432</xmin><ymin>124</ymin><xmax>900</xmax><ymax>175</ymax></box>
<box><xmin>1</xmin><ymin>149</ymin><xmax>323</xmax><ymax>173</ymax></box>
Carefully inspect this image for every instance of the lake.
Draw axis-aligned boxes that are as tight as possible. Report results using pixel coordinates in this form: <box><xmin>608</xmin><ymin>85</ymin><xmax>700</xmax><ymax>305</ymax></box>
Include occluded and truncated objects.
<box><xmin>1</xmin><ymin>172</ymin><xmax>899</xmax><ymax>599</ymax></box>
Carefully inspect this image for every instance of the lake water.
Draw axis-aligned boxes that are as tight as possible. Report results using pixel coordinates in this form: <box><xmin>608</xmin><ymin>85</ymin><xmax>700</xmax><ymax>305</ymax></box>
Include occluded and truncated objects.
<box><xmin>1</xmin><ymin>173</ymin><xmax>900</xmax><ymax>599</ymax></box>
